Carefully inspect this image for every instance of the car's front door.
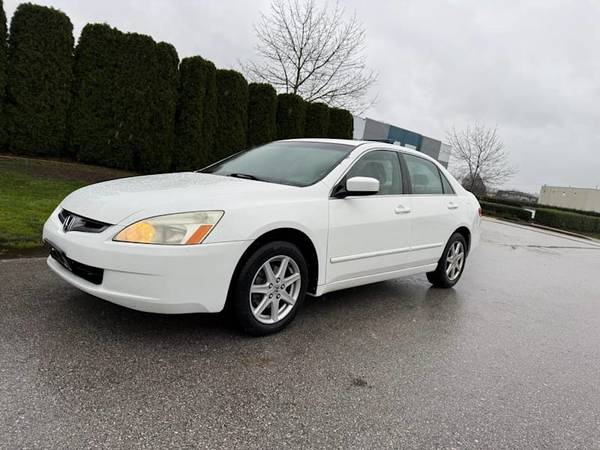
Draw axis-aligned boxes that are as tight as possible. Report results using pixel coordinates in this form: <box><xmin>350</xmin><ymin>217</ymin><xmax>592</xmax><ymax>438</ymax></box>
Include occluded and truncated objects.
<box><xmin>326</xmin><ymin>150</ymin><xmax>413</xmax><ymax>285</ymax></box>
<box><xmin>401</xmin><ymin>153</ymin><xmax>460</xmax><ymax>267</ymax></box>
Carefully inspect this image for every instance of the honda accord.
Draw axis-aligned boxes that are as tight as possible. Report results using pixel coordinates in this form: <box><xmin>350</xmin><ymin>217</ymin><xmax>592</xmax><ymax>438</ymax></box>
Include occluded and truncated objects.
<box><xmin>43</xmin><ymin>139</ymin><xmax>481</xmax><ymax>335</ymax></box>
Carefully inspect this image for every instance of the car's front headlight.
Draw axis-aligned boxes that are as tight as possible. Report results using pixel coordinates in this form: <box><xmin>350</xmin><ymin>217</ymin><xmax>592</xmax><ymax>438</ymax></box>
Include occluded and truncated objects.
<box><xmin>114</xmin><ymin>211</ymin><xmax>224</xmax><ymax>245</ymax></box>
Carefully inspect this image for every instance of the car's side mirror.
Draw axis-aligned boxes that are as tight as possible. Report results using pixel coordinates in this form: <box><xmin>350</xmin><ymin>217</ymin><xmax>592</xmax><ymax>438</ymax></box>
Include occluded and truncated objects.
<box><xmin>334</xmin><ymin>176</ymin><xmax>379</xmax><ymax>198</ymax></box>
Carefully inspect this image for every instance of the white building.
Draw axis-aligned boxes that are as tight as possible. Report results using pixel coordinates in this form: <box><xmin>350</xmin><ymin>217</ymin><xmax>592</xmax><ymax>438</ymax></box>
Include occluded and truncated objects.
<box><xmin>539</xmin><ymin>185</ymin><xmax>600</xmax><ymax>213</ymax></box>
<box><xmin>353</xmin><ymin>116</ymin><xmax>451</xmax><ymax>167</ymax></box>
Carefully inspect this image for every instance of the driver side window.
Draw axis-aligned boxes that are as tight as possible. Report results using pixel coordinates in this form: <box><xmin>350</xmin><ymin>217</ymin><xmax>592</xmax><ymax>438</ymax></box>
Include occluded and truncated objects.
<box><xmin>344</xmin><ymin>151</ymin><xmax>403</xmax><ymax>195</ymax></box>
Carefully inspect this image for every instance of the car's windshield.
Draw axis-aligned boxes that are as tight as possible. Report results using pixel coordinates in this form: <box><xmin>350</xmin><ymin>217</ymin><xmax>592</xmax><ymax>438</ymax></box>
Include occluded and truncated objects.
<box><xmin>201</xmin><ymin>141</ymin><xmax>356</xmax><ymax>187</ymax></box>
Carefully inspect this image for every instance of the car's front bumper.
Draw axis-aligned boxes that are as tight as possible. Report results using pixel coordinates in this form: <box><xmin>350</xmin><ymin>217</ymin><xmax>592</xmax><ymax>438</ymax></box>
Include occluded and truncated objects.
<box><xmin>43</xmin><ymin>210</ymin><xmax>250</xmax><ymax>313</ymax></box>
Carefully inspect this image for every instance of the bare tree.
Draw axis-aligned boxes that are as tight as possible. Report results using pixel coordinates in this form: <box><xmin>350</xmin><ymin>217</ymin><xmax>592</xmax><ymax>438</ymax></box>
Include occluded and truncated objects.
<box><xmin>447</xmin><ymin>124</ymin><xmax>516</xmax><ymax>194</ymax></box>
<box><xmin>242</xmin><ymin>0</ymin><xmax>377</xmax><ymax>113</ymax></box>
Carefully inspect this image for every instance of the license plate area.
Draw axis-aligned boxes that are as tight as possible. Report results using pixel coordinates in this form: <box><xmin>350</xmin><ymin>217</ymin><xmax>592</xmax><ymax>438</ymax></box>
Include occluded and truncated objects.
<box><xmin>45</xmin><ymin>240</ymin><xmax>104</xmax><ymax>285</ymax></box>
<box><xmin>46</xmin><ymin>240</ymin><xmax>71</xmax><ymax>270</ymax></box>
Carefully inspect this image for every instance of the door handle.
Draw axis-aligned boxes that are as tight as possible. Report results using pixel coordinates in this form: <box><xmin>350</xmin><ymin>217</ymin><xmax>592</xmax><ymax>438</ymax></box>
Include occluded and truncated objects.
<box><xmin>395</xmin><ymin>204</ymin><xmax>411</xmax><ymax>214</ymax></box>
<box><xmin>447</xmin><ymin>201</ymin><xmax>459</xmax><ymax>210</ymax></box>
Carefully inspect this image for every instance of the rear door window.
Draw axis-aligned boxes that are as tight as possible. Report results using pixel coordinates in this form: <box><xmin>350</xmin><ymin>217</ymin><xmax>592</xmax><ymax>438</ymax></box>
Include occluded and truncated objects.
<box><xmin>403</xmin><ymin>154</ymin><xmax>443</xmax><ymax>195</ymax></box>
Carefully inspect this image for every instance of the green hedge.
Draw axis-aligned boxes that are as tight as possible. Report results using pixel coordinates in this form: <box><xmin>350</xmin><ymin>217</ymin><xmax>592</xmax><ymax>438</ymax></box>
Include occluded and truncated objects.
<box><xmin>327</xmin><ymin>107</ymin><xmax>353</xmax><ymax>139</ymax></box>
<box><xmin>480</xmin><ymin>196</ymin><xmax>533</xmax><ymax>208</ymax></box>
<box><xmin>276</xmin><ymin>93</ymin><xmax>306</xmax><ymax>139</ymax></box>
<box><xmin>69</xmin><ymin>24</ymin><xmax>122</xmax><ymax>166</ymax></box>
<box><xmin>71</xmin><ymin>25</ymin><xmax>178</xmax><ymax>173</ymax></box>
<box><xmin>215</xmin><ymin>69</ymin><xmax>248</xmax><ymax>162</ymax></box>
<box><xmin>480</xmin><ymin>201</ymin><xmax>532</xmax><ymax>221</ymax></box>
<box><xmin>535</xmin><ymin>204</ymin><xmax>600</xmax><ymax>218</ymax></box>
<box><xmin>5</xmin><ymin>3</ymin><xmax>73</xmax><ymax>156</ymax></box>
<box><xmin>1</xmin><ymin>3</ymin><xmax>362</xmax><ymax>167</ymax></box>
<box><xmin>119</xmin><ymin>33</ymin><xmax>178</xmax><ymax>173</ymax></box>
<box><xmin>304</xmin><ymin>102</ymin><xmax>329</xmax><ymax>138</ymax></box>
<box><xmin>140</xmin><ymin>41</ymin><xmax>178</xmax><ymax>173</ymax></box>
<box><xmin>0</xmin><ymin>0</ymin><xmax>7</xmax><ymax>147</ymax></box>
<box><xmin>483</xmin><ymin>195</ymin><xmax>600</xmax><ymax>219</ymax></box>
<box><xmin>534</xmin><ymin>208</ymin><xmax>600</xmax><ymax>234</ymax></box>
<box><xmin>173</xmin><ymin>56</ymin><xmax>217</xmax><ymax>171</ymax></box>
<box><xmin>247</xmin><ymin>83</ymin><xmax>277</xmax><ymax>148</ymax></box>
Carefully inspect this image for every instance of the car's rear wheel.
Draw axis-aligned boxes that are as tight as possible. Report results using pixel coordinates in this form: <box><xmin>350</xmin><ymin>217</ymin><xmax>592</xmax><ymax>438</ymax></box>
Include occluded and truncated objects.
<box><xmin>426</xmin><ymin>233</ymin><xmax>467</xmax><ymax>288</ymax></box>
<box><xmin>231</xmin><ymin>241</ymin><xmax>308</xmax><ymax>336</ymax></box>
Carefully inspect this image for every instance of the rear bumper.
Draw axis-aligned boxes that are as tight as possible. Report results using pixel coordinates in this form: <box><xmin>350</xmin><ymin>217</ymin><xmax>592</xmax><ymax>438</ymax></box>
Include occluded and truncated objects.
<box><xmin>470</xmin><ymin>215</ymin><xmax>482</xmax><ymax>253</ymax></box>
<box><xmin>43</xmin><ymin>210</ymin><xmax>250</xmax><ymax>313</ymax></box>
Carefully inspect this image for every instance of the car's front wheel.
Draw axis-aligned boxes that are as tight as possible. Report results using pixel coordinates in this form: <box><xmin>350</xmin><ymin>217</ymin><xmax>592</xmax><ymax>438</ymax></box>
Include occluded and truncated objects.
<box><xmin>426</xmin><ymin>233</ymin><xmax>467</xmax><ymax>288</ymax></box>
<box><xmin>230</xmin><ymin>241</ymin><xmax>308</xmax><ymax>336</ymax></box>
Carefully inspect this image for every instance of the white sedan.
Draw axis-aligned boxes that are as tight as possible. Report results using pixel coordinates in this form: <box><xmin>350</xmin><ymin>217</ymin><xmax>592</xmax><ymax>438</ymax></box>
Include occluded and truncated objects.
<box><xmin>43</xmin><ymin>139</ymin><xmax>481</xmax><ymax>335</ymax></box>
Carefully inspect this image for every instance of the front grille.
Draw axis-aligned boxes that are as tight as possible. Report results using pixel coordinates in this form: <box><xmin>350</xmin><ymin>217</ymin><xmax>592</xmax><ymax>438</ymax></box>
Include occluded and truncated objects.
<box><xmin>49</xmin><ymin>247</ymin><xmax>104</xmax><ymax>285</ymax></box>
<box><xmin>58</xmin><ymin>209</ymin><xmax>111</xmax><ymax>233</ymax></box>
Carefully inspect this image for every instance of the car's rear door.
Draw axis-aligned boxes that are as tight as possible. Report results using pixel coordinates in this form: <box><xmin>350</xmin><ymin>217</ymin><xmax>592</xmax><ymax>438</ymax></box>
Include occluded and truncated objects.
<box><xmin>326</xmin><ymin>150</ymin><xmax>413</xmax><ymax>285</ymax></box>
<box><xmin>400</xmin><ymin>153</ymin><xmax>461</xmax><ymax>267</ymax></box>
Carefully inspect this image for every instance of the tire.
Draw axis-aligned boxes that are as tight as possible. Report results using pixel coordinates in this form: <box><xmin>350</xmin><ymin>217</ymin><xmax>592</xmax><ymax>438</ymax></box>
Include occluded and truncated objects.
<box><xmin>230</xmin><ymin>241</ymin><xmax>308</xmax><ymax>336</ymax></box>
<box><xmin>426</xmin><ymin>233</ymin><xmax>467</xmax><ymax>288</ymax></box>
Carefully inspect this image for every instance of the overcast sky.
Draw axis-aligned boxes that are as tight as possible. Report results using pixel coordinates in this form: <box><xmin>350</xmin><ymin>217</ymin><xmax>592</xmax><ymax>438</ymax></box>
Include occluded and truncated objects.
<box><xmin>4</xmin><ymin>0</ymin><xmax>600</xmax><ymax>193</ymax></box>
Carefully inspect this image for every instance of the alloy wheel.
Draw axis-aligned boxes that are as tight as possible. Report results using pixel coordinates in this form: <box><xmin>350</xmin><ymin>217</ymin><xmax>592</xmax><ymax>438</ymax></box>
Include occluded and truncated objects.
<box><xmin>445</xmin><ymin>241</ymin><xmax>465</xmax><ymax>281</ymax></box>
<box><xmin>249</xmin><ymin>255</ymin><xmax>302</xmax><ymax>324</ymax></box>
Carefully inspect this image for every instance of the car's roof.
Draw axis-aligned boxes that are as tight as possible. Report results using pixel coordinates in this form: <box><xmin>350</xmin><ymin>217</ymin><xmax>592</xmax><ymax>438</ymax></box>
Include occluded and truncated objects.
<box><xmin>282</xmin><ymin>138</ymin><xmax>441</xmax><ymax>164</ymax></box>
<box><xmin>282</xmin><ymin>138</ymin><xmax>369</xmax><ymax>146</ymax></box>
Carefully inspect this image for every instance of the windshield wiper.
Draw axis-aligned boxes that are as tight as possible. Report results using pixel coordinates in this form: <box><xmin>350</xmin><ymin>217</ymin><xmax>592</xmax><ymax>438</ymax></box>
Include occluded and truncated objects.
<box><xmin>227</xmin><ymin>173</ymin><xmax>267</xmax><ymax>182</ymax></box>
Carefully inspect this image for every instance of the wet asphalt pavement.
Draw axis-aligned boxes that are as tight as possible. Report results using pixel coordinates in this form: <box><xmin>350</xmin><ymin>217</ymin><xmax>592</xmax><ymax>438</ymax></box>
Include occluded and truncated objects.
<box><xmin>1</xmin><ymin>219</ymin><xmax>600</xmax><ymax>449</ymax></box>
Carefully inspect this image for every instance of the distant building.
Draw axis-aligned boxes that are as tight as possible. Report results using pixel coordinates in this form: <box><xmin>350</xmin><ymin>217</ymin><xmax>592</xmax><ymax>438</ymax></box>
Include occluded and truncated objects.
<box><xmin>353</xmin><ymin>116</ymin><xmax>451</xmax><ymax>167</ymax></box>
<box><xmin>496</xmin><ymin>190</ymin><xmax>538</xmax><ymax>204</ymax></box>
<box><xmin>539</xmin><ymin>185</ymin><xmax>600</xmax><ymax>213</ymax></box>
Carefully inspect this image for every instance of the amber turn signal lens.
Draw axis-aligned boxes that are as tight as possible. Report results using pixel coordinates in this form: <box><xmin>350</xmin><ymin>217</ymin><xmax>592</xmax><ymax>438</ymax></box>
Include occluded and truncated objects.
<box><xmin>185</xmin><ymin>224</ymin><xmax>214</xmax><ymax>244</ymax></box>
<box><xmin>115</xmin><ymin>221</ymin><xmax>156</xmax><ymax>243</ymax></box>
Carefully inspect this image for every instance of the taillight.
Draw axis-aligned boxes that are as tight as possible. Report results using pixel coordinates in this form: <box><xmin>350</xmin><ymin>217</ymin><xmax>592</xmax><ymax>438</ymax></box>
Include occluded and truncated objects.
<box><xmin>478</xmin><ymin>207</ymin><xmax>482</xmax><ymax>216</ymax></box>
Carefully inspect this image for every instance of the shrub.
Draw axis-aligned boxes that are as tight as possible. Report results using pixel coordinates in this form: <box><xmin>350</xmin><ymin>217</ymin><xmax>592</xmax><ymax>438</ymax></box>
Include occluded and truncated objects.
<box><xmin>215</xmin><ymin>69</ymin><xmax>248</xmax><ymax>162</ymax></box>
<box><xmin>69</xmin><ymin>24</ymin><xmax>124</xmax><ymax>167</ymax></box>
<box><xmin>141</xmin><ymin>41</ymin><xmax>179</xmax><ymax>174</ymax></box>
<box><xmin>481</xmin><ymin>196</ymin><xmax>536</xmax><ymax>208</ymax></box>
<box><xmin>173</xmin><ymin>56</ymin><xmax>217</xmax><ymax>171</ymax></box>
<box><xmin>0</xmin><ymin>0</ymin><xmax>7</xmax><ymax>147</ymax></box>
<box><xmin>327</xmin><ymin>107</ymin><xmax>353</xmax><ymax>139</ymax></box>
<box><xmin>71</xmin><ymin>25</ymin><xmax>178</xmax><ymax>173</ymax></box>
<box><xmin>247</xmin><ymin>83</ymin><xmax>277</xmax><ymax>148</ymax></box>
<box><xmin>116</xmin><ymin>32</ymin><xmax>176</xmax><ymax>173</ymax></box>
<box><xmin>276</xmin><ymin>93</ymin><xmax>306</xmax><ymax>140</ymax></box>
<box><xmin>534</xmin><ymin>208</ymin><xmax>600</xmax><ymax>234</ymax></box>
<box><xmin>304</xmin><ymin>102</ymin><xmax>329</xmax><ymax>138</ymax></box>
<box><xmin>480</xmin><ymin>201</ymin><xmax>532</xmax><ymax>221</ymax></box>
<box><xmin>5</xmin><ymin>3</ymin><xmax>73</xmax><ymax>155</ymax></box>
<box><xmin>277</xmin><ymin>94</ymin><xmax>306</xmax><ymax>139</ymax></box>
<box><xmin>536</xmin><ymin>203</ymin><xmax>600</xmax><ymax>218</ymax></box>
<box><xmin>484</xmin><ymin>195</ymin><xmax>600</xmax><ymax>218</ymax></box>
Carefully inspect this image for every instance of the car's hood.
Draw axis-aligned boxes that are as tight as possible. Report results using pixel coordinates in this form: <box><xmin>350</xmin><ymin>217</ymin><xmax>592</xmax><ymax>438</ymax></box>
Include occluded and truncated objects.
<box><xmin>61</xmin><ymin>172</ymin><xmax>296</xmax><ymax>224</ymax></box>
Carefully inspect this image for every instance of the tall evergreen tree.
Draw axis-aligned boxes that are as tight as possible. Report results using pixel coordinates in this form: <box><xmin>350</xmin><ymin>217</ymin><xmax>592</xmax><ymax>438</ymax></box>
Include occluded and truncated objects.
<box><xmin>327</xmin><ymin>107</ymin><xmax>353</xmax><ymax>139</ymax></box>
<box><xmin>304</xmin><ymin>102</ymin><xmax>329</xmax><ymax>138</ymax></box>
<box><xmin>173</xmin><ymin>56</ymin><xmax>217</xmax><ymax>171</ymax></box>
<box><xmin>247</xmin><ymin>83</ymin><xmax>277</xmax><ymax>148</ymax></box>
<box><xmin>148</xmin><ymin>42</ymin><xmax>179</xmax><ymax>172</ymax></box>
<box><xmin>71</xmin><ymin>25</ymin><xmax>178</xmax><ymax>173</ymax></box>
<box><xmin>276</xmin><ymin>93</ymin><xmax>306</xmax><ymax>140</ymax></box>
<box><xmin>69</xmin><ymin>24</ymin><xmax>124</xmax><ymax>167</ymax></box>
<box><xmin>215</xmin><ymin>69</ymin><xmax>248</xmax><ymax>162</ymax></box>
<box><xmin>113</xmin><ymin>32</ymin><xmax>158</xmax><ymax>172</ymax></box>
<box><xmin>0</xmin><ymin>0</ymin><xmax>7</xmax><ymax>147</ymax></box>
<box><xmin>6</xmin><ymin>3</ymin><xmax>73</xmax><ymax>155</ymax></box>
